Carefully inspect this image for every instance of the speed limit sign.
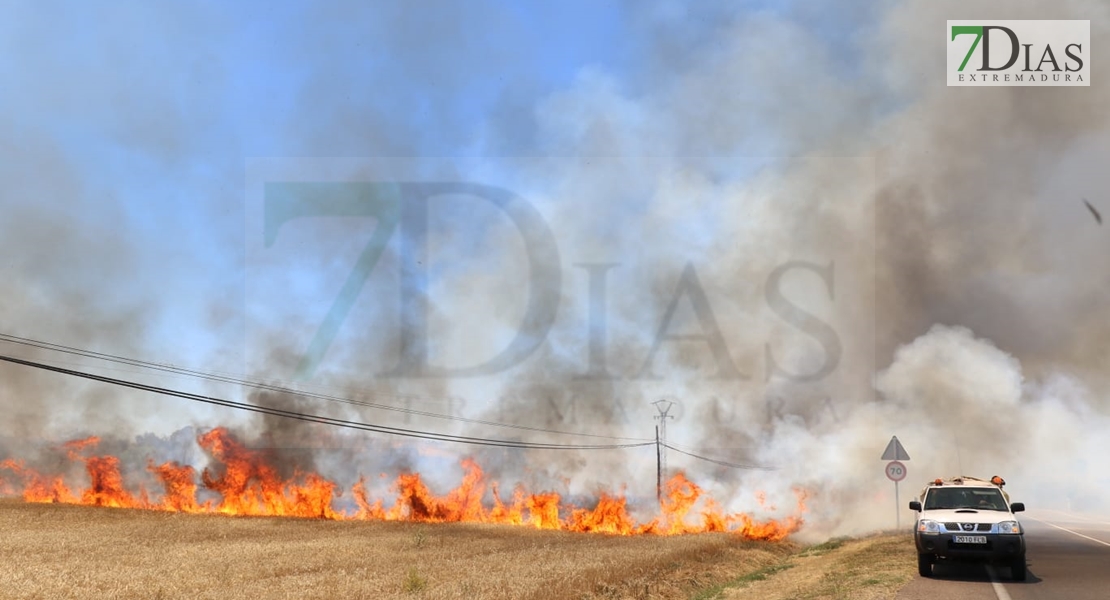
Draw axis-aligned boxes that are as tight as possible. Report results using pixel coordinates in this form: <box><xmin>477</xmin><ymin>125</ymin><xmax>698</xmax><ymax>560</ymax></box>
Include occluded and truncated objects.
<box><xmin>885</xmin><ymin>460</ymin><xmax>907</xmax><ymax>482</ymax></box>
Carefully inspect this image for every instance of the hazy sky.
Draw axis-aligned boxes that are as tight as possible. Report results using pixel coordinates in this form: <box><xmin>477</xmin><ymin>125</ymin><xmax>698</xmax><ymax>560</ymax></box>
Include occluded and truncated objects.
<box><xmin>0</xmin><ymin>0</ymin><xmax>869</xmax><ymax>422</ymax></box>
<box><xmin>3</xmin><ymin>1</ymin><xmax>1109</xmax><ymax>534</ymax></box>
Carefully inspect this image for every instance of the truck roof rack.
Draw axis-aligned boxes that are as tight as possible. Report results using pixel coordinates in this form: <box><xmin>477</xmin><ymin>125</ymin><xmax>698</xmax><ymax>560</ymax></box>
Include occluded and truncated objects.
<box><xmin>926</xmin><ymin>475</ymin><xmax>1005</xmax><ymax>488</ymax></box>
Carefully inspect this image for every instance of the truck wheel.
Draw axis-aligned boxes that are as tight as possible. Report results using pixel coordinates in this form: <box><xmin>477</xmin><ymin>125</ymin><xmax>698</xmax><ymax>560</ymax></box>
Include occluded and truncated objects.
<box><xmin>917</xmin><ymin>553</ymin><xmax>933</xmax><ymax>577</ymax></box>
<box><xmin>1011</xmin><ymin>557</ymin><xmax>1027</xmax><ymax>581</ymax></box>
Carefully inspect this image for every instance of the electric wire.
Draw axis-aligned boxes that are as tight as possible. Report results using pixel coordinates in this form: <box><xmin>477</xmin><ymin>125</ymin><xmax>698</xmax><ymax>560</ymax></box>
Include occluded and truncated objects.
<box><xmin>0</xmin><ymin>352</ymin><xmax>655</xmax><ymax>451</ymax></box>
<box><xmin>0</xmin><ymin>334</ymin><xmax>778</xmax><ymax>468</ymax></box>
<box><xmin>0</xmin><ymin>332</ymin><xmax>650</xmax><ymax>443</ymax></box>
<box><xmin>663</xmin><ymin>443</ymin><xmax>775</xmax><ymax>471</ymax></box>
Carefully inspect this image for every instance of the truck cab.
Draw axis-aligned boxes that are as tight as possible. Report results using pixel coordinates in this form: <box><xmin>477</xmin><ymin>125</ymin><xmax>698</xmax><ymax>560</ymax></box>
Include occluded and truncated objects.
<box><xmin>908</xmin><ymin>476</ymin><xmax>1026</xmax><ymax>580</ymax></box>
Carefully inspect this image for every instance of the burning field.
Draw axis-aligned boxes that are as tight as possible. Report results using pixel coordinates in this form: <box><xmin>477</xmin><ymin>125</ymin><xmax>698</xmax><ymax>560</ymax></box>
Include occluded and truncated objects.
<box><xmin>0</xmin><ymin>427</ymin><xmax>804</xmax><ymax>539</ymax></box>
<box><xmin>0</xmin><ymin>498</ymin><xmax>802</xmax><ymax>600</ymax></box>
<box><xmin>6</xmin><ymin>1</ymin><xmax>1110</xmax><ymax>598</ymax></box>
<box><xmin>0</xmin><ymin>428</ymin><xmax>807</xmax><ymax>599</ymax></box>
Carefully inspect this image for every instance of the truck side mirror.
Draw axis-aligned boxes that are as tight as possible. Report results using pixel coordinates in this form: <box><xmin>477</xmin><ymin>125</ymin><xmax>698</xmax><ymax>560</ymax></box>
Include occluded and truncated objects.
<box><xmin>1010</xmin><ymin>502</ymin><xmax>1025</xmax><ymax>513</ymax></box>
<box><xmin>909</xmin><ymin>501</ymin><xmax>921</xmax><ymax>511</ymax></box>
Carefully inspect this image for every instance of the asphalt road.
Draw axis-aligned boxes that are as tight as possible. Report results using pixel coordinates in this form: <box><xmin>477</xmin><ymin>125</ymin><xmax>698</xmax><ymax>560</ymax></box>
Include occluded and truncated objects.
<box><xmin>896</xmin><ymin>509</ymin><xmax>1110</xmax><ymax>600</ymax></box>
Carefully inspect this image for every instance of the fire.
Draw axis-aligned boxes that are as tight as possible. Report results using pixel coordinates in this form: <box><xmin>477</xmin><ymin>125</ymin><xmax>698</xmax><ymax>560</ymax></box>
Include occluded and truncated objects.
<box><xmin>196</xmin><ymin>427</ymin><xmax>339</xmax><ymax>519</ymax></box>
<box><xmin>568</xmin><ymin>494</ymin><xmax>636</xmax><ymax>534</ymax></box>
<box><xmin>80</xmin><ymin>455</ymin><xmax>138</xmax><ymax>508</ymax></box>
<box><xmin>148</xmin><ymin>461</ymin><xmax>200</xmax><ymax>512</ymax></box>
<box><xmin>1</xmin><ymin>458</ymin><xmax>78</xmax><ymax>504</ymax></box>
<box><xmin>0</xmin><ymin>429</ymin><xmax>806</xmax><ymax>539</ymax></box>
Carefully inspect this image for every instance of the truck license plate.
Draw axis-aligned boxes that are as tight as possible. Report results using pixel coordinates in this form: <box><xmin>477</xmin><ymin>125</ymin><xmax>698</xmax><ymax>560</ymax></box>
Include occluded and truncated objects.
<box><xmin>954</xmin><ymin>535</ymin><xmax>987</xmax><ymax>544</ymax></box>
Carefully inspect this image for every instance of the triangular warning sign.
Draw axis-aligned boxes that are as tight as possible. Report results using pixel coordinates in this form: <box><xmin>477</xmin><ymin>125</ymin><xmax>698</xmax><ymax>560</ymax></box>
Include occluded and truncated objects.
<box><xmin>881</xmin><ymin>436</ymin><xmax>910</xmax><ymax>461</ymax></box>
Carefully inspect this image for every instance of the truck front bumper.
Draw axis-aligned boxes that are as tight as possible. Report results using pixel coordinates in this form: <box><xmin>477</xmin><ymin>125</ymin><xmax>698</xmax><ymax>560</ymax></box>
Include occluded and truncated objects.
<box><xmin>916</xmin><ymin>533</ymin><xmax>1025</xmax><ymax>561</ymax></box>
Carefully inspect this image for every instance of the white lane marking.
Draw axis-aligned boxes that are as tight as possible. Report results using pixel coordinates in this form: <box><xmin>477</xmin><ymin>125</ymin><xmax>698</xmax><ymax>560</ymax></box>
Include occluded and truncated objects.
<box><xmin>1027</xmin><ymin>516</ymin><xmax>1110</xmax><ymax>548</ymax></box>
<box><xmin>1034</xmin><ymin>509</ymin><xmax>1110</xmax><ymax>526</ymax></box>
<box><xmin>984</xmin><ymin>566</ymin><xmax>1013</xmax><ymax>600</ymax></box>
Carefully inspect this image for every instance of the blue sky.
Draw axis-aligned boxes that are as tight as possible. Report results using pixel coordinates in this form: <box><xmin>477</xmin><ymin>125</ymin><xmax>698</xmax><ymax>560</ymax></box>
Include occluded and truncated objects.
<box><xmin>0</xmin><ymin>1</ymin><xmax>882</xmax><ymax>440</ymax></box>
<box><xmin>8</xmin><ymin>1</ymin><xmax>1110</xmax><ymax>541</ymax></box>
<box><xmin>6</xmin><ymin>0</ymin><xmax>1110</xmax><ymax>521</ymax></box>
<box><xmin>1</xmin><ymin>1</ymin><xmax>626</xmax><ymax>361</ymax></box>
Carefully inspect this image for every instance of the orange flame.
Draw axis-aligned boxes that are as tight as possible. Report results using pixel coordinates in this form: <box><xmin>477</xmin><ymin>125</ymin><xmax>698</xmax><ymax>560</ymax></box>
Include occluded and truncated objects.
<box><xmin>1</xmin><ymin>458</ymin><xmax>78</xmax><ymax>504</ymax></box>
<box><xmin>197</xmin><ymin>427</ymin><xmax>339</xmax><ymax>519</ymax></box>
<box><xmin>568</xmin><ymin>494</ymin><xmax>636</xmax><ymax>534</ymax></box>
<box><xmin>0</xmin><ymin>429</ymin><xmax>806</xmax><ymax>539</ymax></box>
<box><xmin>148</xmin><ymin>461</ymin><xmax>201</xmax><ymax>512</ymax></box>
<box><xmin>80</xmin><ymin>455</ymin><xmax>138</xmax><ymax>508</ymax></box>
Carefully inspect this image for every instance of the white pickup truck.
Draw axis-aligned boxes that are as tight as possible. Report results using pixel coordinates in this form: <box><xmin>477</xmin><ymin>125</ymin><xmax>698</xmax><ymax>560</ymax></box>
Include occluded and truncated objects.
<box><xmin>908</xmin><ymin>476</ymin><xmax>1027</xmax><ymax>580</ymax></box>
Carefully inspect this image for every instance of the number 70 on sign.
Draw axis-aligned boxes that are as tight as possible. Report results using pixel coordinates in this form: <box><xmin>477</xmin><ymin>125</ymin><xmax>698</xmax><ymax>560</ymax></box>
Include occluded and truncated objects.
<box><xmin>886</xmin><ymin>461</ymin><xmax>907</xmax><ymax>482</ymax></box>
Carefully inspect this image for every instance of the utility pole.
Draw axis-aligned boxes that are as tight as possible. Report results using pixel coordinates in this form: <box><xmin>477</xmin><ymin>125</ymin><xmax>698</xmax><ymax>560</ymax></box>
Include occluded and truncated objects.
<box><xmin>652</xmin><ymin>399</ymin><xmax>675</xmax><ymax>505</ymax></box>
<box><xmin>655</xmin><ymin>425</ymin><xmax>662</xmax><ymax>504</ymax></box>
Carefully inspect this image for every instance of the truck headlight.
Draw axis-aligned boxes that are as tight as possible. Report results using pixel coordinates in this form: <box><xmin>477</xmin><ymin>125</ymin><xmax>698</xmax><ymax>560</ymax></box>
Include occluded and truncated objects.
<box><xmin>917</xmin><ymin>520</ymin><xmax>941</xmax><ymax>534</ymax></box>
<box><xmin>996</xmin><ymin>521</ymin><xmax>1021</xmax><ymax>534</ymax></box>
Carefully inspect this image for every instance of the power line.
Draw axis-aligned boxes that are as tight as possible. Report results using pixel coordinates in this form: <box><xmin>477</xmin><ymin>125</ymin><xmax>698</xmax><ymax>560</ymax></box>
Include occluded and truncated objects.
<box><xmin>0</xmin><ymin>352</ymin><xmax>655</xmax><ymax>452</ymax></box>
<box><xmin>0</xmin><ymin>335</ymin><xmax>778</xmax><ymax>468</ymax></box>
<box><xmin>665</xmin><ymin>440</ymin><xmax>763</xmax><ymax>454</ymax></box>
<box><xmin>0</xmin><ymin>332</ymin><xmax>651</xmax><ymax>443</ymax></box>
<box><xmin>663</xmin><ymin>443</ymin><xmax>776</xmax><ymax>471</ymax></box>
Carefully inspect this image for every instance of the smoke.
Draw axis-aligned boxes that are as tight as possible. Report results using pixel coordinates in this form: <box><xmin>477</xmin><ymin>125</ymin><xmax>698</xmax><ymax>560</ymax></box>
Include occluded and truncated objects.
<box><xmin>0</xmin><ymin>148</ymin><xmax>155</xmax><ymax>439</ymax></box>
<box><xmin>435</xmin><ymin>0</ymin><xmax>1110</xmax><ymax>537</ymax></box>
<box><xmin>4</xmin><ymin>0</ymin><xmax>1110</xmax><ymax>540</ymax></box>
<box><xmin>752</xmin><ymin>324</ymin><xmax>1110</xmax><ymax>538</ymax></box>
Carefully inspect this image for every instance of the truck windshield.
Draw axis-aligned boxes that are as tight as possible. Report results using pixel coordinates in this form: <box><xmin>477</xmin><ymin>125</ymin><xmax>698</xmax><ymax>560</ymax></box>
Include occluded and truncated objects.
<box><xmin>923</xmin><ymin>487</ymin><xmax>1007</xmax><ymax>511</ymax></box>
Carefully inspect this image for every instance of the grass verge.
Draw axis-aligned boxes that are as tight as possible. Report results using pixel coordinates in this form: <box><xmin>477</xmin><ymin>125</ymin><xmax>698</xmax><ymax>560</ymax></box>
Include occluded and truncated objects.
<box><xmin>697</xmin><ymin>532</ymin><xmax>915</xmax><ymax>600</ymax></box>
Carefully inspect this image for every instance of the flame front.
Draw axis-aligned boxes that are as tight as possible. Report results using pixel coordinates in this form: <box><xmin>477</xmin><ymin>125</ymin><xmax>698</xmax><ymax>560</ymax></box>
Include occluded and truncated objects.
<box><xmin>0</xmin><ymin>429</ymin><xmax>805</xmax><ymax>539</ymax></box>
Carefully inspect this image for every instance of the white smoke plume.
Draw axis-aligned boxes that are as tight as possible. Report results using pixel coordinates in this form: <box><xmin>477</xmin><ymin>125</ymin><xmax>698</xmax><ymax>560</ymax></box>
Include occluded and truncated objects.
<box><xmin>2</xmin><ymin>0</ymin><xmax>1110</xmax><ymax>540</ymax></box>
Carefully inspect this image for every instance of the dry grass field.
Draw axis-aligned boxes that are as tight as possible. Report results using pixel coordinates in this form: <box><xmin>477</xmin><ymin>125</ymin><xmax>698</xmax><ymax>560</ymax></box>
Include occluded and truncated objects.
<box><xmin>717</xmin><ymin>533</ymin><xmax>916</xmax><ymax>600</ymax></box>
<box><xmin>0</xmin><ymin>499</ymin><xmax>807</xmax><ymax>600</ymax></box>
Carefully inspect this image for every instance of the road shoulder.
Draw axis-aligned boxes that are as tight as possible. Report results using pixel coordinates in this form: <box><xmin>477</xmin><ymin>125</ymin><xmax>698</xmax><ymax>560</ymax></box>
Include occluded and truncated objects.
<box><xmin>712</xmin><ymin>532</ymin><xmax>916</xmax><ymax>600</ymax></box>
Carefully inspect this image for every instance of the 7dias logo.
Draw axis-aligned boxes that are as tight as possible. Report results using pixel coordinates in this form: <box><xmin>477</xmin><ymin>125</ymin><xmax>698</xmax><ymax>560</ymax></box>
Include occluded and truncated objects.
<box><xmin>947</xmin><ymin>20</ymin><xmax>1090</xmax><ymax>86</ymax></box>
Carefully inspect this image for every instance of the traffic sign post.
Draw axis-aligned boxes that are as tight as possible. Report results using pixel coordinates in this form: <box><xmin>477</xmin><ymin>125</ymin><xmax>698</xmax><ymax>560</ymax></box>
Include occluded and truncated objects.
<box><xmin>881</xmin><ymin>437</ymin><xmax>910</xmax><ymax>529</ymax></box>
<box><xmin>886</xmin><ymin>460</ymin><xmax>907</xmax><ymax>528</ymax></box>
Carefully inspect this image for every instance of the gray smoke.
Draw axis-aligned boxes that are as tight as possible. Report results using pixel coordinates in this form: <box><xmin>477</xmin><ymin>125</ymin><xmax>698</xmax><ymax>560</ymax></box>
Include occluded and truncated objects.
<box><xmin>4</xmin><ymin>0</ymin><xmax>1110</xmax><ymax>539</ymax></box>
